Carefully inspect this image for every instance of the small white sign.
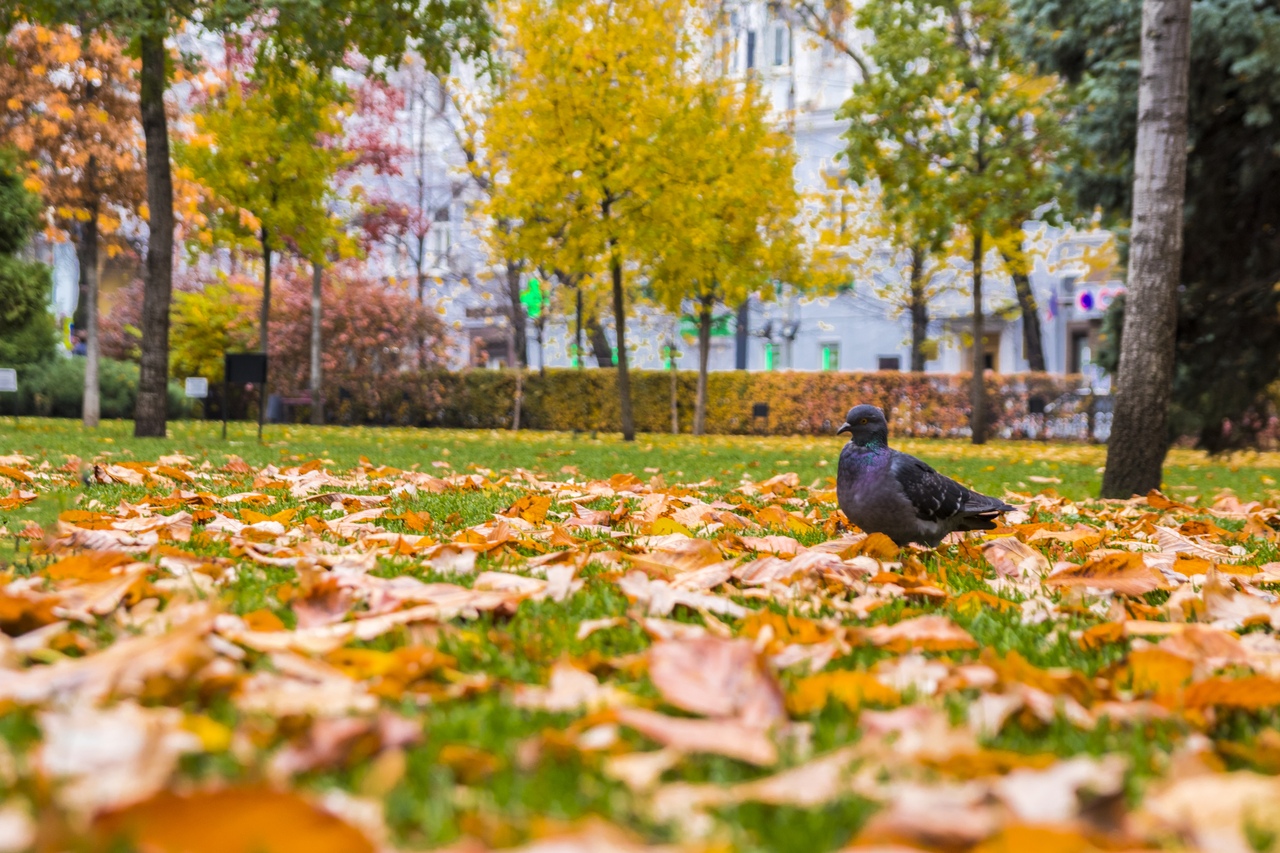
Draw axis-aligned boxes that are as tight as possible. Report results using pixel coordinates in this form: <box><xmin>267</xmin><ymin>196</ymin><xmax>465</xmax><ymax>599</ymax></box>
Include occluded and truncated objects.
<box><xmin>0</xmin><ymin>368</ymin><xmax>16</xmax><ymax>393</ymax></box>
<box><xmin>185</xmin><ymin>377</ymin><xmax>209</xmax><ymax>398</ymax></box>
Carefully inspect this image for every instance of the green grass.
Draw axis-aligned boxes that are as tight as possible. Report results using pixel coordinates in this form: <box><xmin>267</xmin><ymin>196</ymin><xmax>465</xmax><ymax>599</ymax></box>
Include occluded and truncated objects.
<box><xmin>3</xmin><ymin>418</ymin><xmax>1280</xmax><ymax>850</ymax></box>
<box><xmin>3</xmin><ymin>417</ymin><xmax>1278</xmax><ymax>499</ymax></box>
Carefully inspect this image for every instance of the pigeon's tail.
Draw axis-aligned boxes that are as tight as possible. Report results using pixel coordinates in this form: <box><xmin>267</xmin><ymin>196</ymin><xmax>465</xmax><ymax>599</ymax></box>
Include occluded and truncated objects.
<box><xmin>954</xmin><ymin>492</ymin><xmax>1015</xmax><ymax>532</ymax></box>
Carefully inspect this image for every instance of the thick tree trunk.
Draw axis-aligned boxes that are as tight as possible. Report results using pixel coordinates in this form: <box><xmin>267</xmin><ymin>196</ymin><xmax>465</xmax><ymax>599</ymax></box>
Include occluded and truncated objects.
<box><xmin>504</xmin><ymin>262</ymin><xmax>528</xmax><ymax>368</ymax></box>
<box><xmin>693</xmin><ymin>297</ymin><xmax>713</xmax><ymax>435</ymax></box>
<box><xmin>588</xmin><ymin>316</ymin><xmax>613</xmax><ymax>367</ymax></box>
<box><xmin>610</xmin><ymin>253</ymin><xmax>635</xmax><ymax>441</ymax></box>
<box><xmin>907</xmin><ymin>247</ymin><xmax>928</xmax><ymax>372</ymax></box>
<box><xmin>970</xmin><ymin>230</ymin><xmax>987</xmax><ymax>445</ymax></box>
<box><xmin>133</xmin><ymin>31</ymin><xmax>174</xmax><ymax>437</ymax></box>
<box><xmin>80</xmin><ymin>187</ymin><xmax>100</xmax><ymax>428</ymax></box>
<box><xmin>1101</xmin><ymin>0</ymin><xmax>1191</xmax><ymax>498</ymax></box>
<box><xmin>310</xmin><ymin>259</ymin><xmax>324</xmax><ymax>425</ymax></box>
<box><xmin>1009</xmin><ymin>264</ymin><xmax>1046</xmax><ymax>371</ymax></box>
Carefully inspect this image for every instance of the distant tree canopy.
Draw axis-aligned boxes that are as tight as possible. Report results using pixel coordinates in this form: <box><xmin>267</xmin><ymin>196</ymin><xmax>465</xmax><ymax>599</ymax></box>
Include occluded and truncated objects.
<box><xmin>1013</xmin><ymin>0</ymin><xmax>1280</xmax><ymax>450</ymax></box>
<box><xmin>0</xmin><ymin>148</ymin><xmax>55</xmax><ymax>365</ymax></box>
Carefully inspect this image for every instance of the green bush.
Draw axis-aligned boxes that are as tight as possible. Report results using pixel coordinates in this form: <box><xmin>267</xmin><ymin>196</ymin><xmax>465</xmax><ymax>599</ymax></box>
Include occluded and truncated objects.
<box><xmin>9</xmin><ymin>357</ymin><xmax>193</xmax><ymax>419</ymax></box>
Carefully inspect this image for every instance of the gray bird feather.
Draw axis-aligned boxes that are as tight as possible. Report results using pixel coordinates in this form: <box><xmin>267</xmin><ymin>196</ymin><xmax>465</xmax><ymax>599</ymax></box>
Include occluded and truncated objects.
<box><xmin>835</xmin><ymin>404</ymin><xmax>1014</xmax><ymax>548</ymax></box>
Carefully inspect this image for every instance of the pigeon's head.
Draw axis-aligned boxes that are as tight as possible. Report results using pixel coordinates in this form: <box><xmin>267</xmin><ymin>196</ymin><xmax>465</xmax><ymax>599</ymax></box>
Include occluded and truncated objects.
<box><xmin>837</xmin><ymin>404</ymin><xmax>889</xmax><ymax>446</ymax></box>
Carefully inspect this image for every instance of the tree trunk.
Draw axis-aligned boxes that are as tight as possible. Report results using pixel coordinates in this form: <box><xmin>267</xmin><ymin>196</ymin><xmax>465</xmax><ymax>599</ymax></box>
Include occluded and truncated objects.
<box><xmin>610</xmin><ymin>252</ymin><xmax>635</xmax><ymax>441</ymax></box>
<box><xmin>693</xmin><ymin>296</ymin><xmax>713</xmax><ymax>435</ymax></box>
<box><xmin>258</xmin><ymin>227</ymin><xmax>271</xmax><ymax>424</ymax></box>
<box><xmin>505</xmin><ymin>262</ymin><xmax>528</xmax><ymax>368</ymax></box>
<box><xmin>1009</xmin><ymin>263</ymin><xmax>1046</xmax><ymax>371</ymax></box>
<box><xmin>970</xmin><ymin>230</ymin><xmax>987</xmax><ymax>445</ymax></box>
<box><xmin>575</xmin><ymin>287</ymin><xmax>584</xmax><ymax>369</ymax></box>
<box><xmin>588</xmin><ymin>316</ymin><xmax>614</xmax><ymax>367</ymax></box>
<box><xmin>133</xmin><ymin>31</ymin><xmax>174</xmax><ymax>437</ymax></box>
<box><xmin>734</xmin><ymin>299</ymin><xmax>749</xmax><ymax>369</ymax></box>
<box><xmin>259</xmin><ymin>227</ymin><xmax>272</xmax><ymax>352</ymax></box>
<box><xmin>907</xmin><ymin>246</ymin><xmax>928</xmax><ymax>372</ymax></box>
<box><xmin>310</xmin><ymin>258</ymin><xmax>324</xmax><ymax>425</ymax></box>
<box><xmin>669</xmin><ymin>341</ymin><xmax>678</xmax><ymax>434</ymax></box>
<box><xmin>513</xmin><ymin>368</ymin><xmax>523</xmax><ymax>430</ymax></box>
<box><xmin>1101</xmin><ymin>0</ymin><xmax>1191</xmax><ymax>498</ymax></box>
<box><xmin>80</xmin><ymin>184</ymin><xmax>100</xmax><ymax>428</ymax></box>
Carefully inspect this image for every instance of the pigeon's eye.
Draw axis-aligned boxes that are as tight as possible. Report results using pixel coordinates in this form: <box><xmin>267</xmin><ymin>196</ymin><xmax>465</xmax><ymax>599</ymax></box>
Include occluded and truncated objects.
<box><xmin>859</xmin><ymin>417</ymin><xmax>868</xmax><ymax>424</ymax></box>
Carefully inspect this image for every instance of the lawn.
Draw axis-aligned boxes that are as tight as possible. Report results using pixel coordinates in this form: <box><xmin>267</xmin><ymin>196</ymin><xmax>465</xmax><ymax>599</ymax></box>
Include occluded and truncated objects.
<box><xmin>1</xmin><ymin>417</ymin><xmax>1279</xmax><ymax>853</ymax></box>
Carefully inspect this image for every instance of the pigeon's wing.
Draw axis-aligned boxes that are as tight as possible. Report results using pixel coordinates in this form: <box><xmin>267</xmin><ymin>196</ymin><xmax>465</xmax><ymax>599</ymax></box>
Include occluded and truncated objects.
<box><xmin>888</xmin><ymin>452</ymin><xmax>973</xmax><ymax>523</ymax></box>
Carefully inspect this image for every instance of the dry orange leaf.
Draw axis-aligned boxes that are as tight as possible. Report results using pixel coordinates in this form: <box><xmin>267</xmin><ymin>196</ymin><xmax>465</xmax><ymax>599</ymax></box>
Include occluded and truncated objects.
<box><xmin>93</xmin><ymin>787</ymin><xmax>376</xmax><ymax>853</ymax></box>
<box><xmin>1184</xmin><ymin>676</ymin><xmax>1280</xmax><ymax>711</ymax></box>
<box><xmin>1123</xmin><ymin>648</ymin><xmax>1195</xmax><ymax>706</ymax></box>
<box><xmin>1044</xmin><ymin>553</ymin><xmax>1167</xmax><ymax>596</ymax></box>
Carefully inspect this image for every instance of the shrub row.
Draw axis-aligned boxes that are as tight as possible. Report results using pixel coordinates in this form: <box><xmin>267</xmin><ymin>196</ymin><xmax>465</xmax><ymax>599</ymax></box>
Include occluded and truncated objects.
<box><xmin>3</xmin><ymin>358</ymin><xmax>195</xmax><ymax>420</ymax></box>
<box><xmin>308</xmin><ymin>368</ymin><xmax>1089</xmax><ymax>438</ymax></box>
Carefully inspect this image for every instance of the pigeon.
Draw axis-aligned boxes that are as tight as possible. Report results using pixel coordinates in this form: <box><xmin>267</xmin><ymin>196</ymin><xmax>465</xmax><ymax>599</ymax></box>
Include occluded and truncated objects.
<box><xmin>836</xmin><ymin>404</ymin><xmax>1014</xmax><ymax>548</ymax></box>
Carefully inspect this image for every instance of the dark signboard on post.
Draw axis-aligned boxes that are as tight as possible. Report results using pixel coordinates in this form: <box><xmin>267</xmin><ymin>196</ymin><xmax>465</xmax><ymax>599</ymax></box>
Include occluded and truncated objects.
<box><xmin>223</xmin><ymin>353</ymin><xmax>268</xmax><ymax>440</ymax></box>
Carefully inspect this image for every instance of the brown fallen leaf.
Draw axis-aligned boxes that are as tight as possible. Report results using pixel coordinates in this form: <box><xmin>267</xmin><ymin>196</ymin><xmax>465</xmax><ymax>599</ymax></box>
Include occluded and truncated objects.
<box><xmin>983</xmin><ymin>537</ymin><xmax>1050</xmax><ymax>579</ymax></box>
<box><xmin>1044</xmin><ymin>553</ymin><xmax>1168</xmax><ymax>596</ymax></box>
<box><xmin>614</xmin><ymin>707</ymin><xmax>777</xmax><ymax>766</ymax></box>
<box><xmin>863</xmin><ymin>615</ymin><xmax>978</xmax><ymax>653</ymax></box>
<box><xmin>647</xmin><ymin>636</ymin><xmax>786</xmax><ymax>727</ymax></box>
<box><xmin>512</xmin><ymin>662</ymin><xmax>631</xmax><ymax>713</ymax></box>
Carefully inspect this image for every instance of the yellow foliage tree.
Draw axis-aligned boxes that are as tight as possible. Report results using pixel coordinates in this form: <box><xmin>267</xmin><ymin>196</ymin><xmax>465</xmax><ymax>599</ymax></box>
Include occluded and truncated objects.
<box><xmin>647</xmin><ymin>74</ymin><xmax>805</xmax><ymax>435</ymax></box>
<box><xmin>482</xmin><ymin>0</ymin><xmax>699</xmax><ymax>441</ymax></box>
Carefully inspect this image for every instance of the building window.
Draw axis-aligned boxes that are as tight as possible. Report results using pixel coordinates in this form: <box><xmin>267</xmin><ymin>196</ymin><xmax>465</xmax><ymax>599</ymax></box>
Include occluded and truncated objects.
<box><xmin>746</xmin><ymin>30</ymin><xmax>756</xmax><ymax>69</ymax></box>
<box><xmin>877</xmin><ymin>356</ymin><xmax>900</xmax><ymax>371</ymax></box>
<box><xmin>764</xmin><ymin>342</ymin><xmax>780</xmax><ymax>370</ymax></box>
<box><xmin>772</xmin><ymin>25</ymin><xmax>788</xmax><ymax>66</ymax></box>
<box><xmin>821</xmin><ymin>342</ymin><xmax>840</xmax><ymax>371</ymax></box>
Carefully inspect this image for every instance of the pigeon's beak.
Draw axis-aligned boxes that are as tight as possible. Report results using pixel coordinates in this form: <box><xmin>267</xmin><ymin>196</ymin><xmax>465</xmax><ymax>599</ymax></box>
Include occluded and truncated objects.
<box><xmin>836</xmin><ymin>422</ymin><xmax>852</xmax><ymax>436</ymax></box>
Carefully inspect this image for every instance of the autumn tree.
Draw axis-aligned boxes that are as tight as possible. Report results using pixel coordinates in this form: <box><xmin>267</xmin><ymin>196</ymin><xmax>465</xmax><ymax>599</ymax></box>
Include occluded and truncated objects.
<box><xmin>1</xmin><ymin>0</ymin><xmax>490</xmax><ymax>437</ymax></box>
<box><xmin>648</xmin><ymin>76</ymin><xmax>804</xmax><ymax>435</ymax></box>
<box><xmin>1099</xmin><ymin>0</ymin><xmax>1192</xmax><ymax>497</ymax></box>
<box><xmin>178</xmin><ymin>58</ymin><xmax>351</xmax><ymax>414</ymax></box>
<box><xmin>0</xmin><ymin>149</ymin><xmax>55</xmax><ymax>366</ymax></box>
<box><xmin>840</xmin><ymin>0</ymin><xmax>1073</xmax><ymax>443</ymax></box>
<box><xmin>0</xmin><ymin>24</ymin><xmax>145</xmax><ymax>426</ymax></box>
<box><xmin>483</xmin><ymin>0</ymin><xmax>697</xmax><ymax>441</ymax></box>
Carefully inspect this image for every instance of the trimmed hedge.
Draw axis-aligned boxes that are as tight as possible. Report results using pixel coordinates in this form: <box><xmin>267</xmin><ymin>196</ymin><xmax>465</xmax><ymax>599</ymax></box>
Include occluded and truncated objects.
<box><xmin>5</xmin><ymin>357</ymin><xmax>194</xmax><ymax>419</ymax></box>
<box><xmin>309</xmin><ymin>368</ymin><xmax>1088</xmax><ymax>438</ymax></box>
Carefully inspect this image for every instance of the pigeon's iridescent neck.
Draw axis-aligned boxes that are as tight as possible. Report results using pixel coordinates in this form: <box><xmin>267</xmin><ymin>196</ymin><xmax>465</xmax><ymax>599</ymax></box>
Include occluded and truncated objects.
<box><xmin>846</xmin><ymin>439</ymin><xmax>889</xmax><ymax>469</ymax></box>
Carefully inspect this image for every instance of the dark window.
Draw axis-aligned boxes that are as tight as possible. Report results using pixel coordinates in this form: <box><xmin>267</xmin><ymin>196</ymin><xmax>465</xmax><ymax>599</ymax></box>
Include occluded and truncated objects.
<box><xmin>746</xmin><ymin>30</ymin><xmax>756</xmax><ymax>69</ymax></box>
<box><xmin>877</xmin><ymin>356</ymin><xmax>901</xmax><ymax>371</ymax></box>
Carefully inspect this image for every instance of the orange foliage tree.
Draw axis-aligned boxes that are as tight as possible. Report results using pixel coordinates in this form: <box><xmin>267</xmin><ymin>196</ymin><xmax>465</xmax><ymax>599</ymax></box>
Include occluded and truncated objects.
<box><xmin>0</xmin><ymin>23</ymin><xmax>144</xmax><ymax>426</ymax></box>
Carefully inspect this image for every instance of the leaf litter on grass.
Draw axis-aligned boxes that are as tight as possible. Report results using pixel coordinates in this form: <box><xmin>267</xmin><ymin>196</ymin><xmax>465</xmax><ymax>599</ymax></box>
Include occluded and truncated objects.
<box><xmin>1</xmin><ymin>447</ymin><xmax>1280</xmax><ymax>852</ymax></box>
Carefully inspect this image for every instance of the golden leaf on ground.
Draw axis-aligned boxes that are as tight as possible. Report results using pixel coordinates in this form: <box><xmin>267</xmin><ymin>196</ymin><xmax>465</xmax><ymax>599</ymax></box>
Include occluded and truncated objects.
<box><xmin>1123</xmin><ymin>648</ymin><xmax>1195</xmax><ymax>706</ymax></box>
<box><xmin>503</xmin><ymin>494</ymin><xmax>552</xmax><ymax>525</ymax></box>
<box><xmin>788</xmin><ymin>670</ymin><xmax>900</xmax><ymax>715</ymax></box>
<box><xmin>93</xmin><ymin>787</ymin><xmax>378</xmax><ymax>853</ymax></box>
<box><xmin>1044</xmin><ymin>553</ymin><xmax>1167</xmax><ymax>595</ymax></box>
<box><xmin>1184</xmin><ymin>676</ymin><xmax>1280</xmax><ymax>711</ymax></box>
